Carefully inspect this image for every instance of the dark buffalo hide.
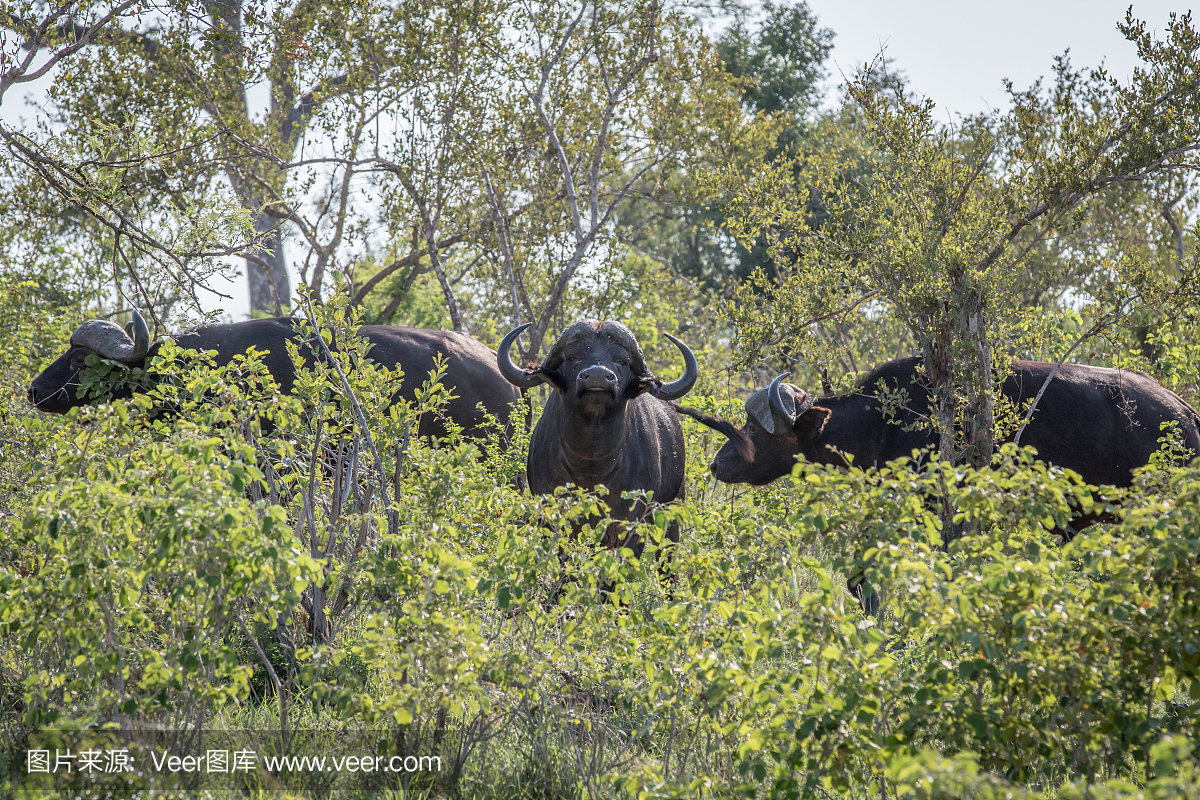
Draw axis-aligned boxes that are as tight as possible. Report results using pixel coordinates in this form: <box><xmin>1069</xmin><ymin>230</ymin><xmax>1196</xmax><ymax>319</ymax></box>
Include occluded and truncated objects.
<box><xmin>28</xmin><ymin>311</ymin><xmax>522</xmax><ymax>441</ymax></box>
<box><xmin>497</xmin><ymin>320</ymin><xmax>698</xmax><ymax>554</ymax></box>
<box><xmin>679</xmin><ymin>357</ymin><xmax>1200</xmax><ymax>614</ymax></box>
<box><xmin>680</xmin><ymin>356</ymin><xmax>1200</xmax><ymax>488</ymax></box>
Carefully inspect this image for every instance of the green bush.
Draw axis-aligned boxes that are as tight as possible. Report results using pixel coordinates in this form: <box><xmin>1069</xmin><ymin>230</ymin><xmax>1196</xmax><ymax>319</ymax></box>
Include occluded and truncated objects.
<box><xmin>4</xmin><ymin>296</ymin><xmax>1200</xmax><ymax>798</ymax></box>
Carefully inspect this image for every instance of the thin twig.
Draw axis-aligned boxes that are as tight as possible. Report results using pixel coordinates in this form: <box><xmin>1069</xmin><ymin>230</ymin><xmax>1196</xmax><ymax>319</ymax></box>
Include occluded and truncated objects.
<box><xmin>1013</xmin><ymin>311</ymin><xmax>1116</xmax><ymax>446</ymax></box>
<box><xmin>299</xmin><ymin>295</ymin><xmax>393</xmax><ymax>518</ymax></box>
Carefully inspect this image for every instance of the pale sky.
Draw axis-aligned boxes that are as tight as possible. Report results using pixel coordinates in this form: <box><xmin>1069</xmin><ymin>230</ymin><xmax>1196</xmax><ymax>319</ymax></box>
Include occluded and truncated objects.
<box><xmin>805</xmin><ymin>1</ymin><xmax>1186</xmax><ymax>118</ymax></box>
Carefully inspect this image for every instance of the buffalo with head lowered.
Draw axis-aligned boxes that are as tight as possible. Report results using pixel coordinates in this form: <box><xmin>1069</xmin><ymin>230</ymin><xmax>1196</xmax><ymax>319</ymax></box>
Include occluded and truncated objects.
<box><xmin>680</xmin><ymin>356</ymin><xmax>1200</xmax><ymax>488</ymax></box>
<box><xmin>497</xmin><ymin>320</ymin><xmax>697</xmax><ymax>553</ymax></box>
<box><xmin>27</xmin><ymin>310</ymin><xmax>523</xmax><ymax>441</ymax></box>
<box><xmin>676</xmin><ymin>356</ymin><xmax>1200</xmax><ymax>612</ymax></box>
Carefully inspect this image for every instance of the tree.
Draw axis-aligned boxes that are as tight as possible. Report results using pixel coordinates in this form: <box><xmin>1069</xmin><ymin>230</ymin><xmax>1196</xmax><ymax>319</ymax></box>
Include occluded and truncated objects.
<box><xmin>5</xmin><ymin>0</ymin><xmax>514</xmax><ymax>317</ymax></box>
<box><xmin>617</xmin><ymin>0</ymin><xmax>833</xmax><ymax>292</ymax></box>
<box><xmin>717</xmin><ymin>10</ymin><xmax>1200</xmax><ymax>468</ymax></box>
<box><xmin>423</xmin><ymin>0</ymin><xmax>751</xmax><ymax>356</ymax></box>
<box><xmin>6</xmin><ymin>0</ymin><xmax>748</xmax><ymax>331</ymax></box>
<box><xmin>2</xmin><ymin>0</ymin><xmax>259</xmax><ymax>320</ymax></box>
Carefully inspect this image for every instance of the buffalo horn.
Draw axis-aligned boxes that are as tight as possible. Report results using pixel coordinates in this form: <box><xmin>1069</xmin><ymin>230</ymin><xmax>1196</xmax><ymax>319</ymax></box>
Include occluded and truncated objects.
<box><xmin>767</xmin><ymin>372</ymin><xmax>797</xmax><ymax>425</ymax></box>
<box><xmin>649</xmin><ymin>333</ymin><xmax>698</xmax><ymax>401</ymax></box>
<box><xmin>121</xmin><ymin>307</ymin><xmax>150</xmax><ymax>363</ymax></box>
<box><xmin>70</xmin><ymin>307</ymin><xmax>151</xmax><ymax>364</ymax></box>
<box><xmin>124</xmin><ymin>308</ymin><xmax>150</xmax><ymax>361</ymax></box>
<box><xmin>497</xmin><ymin>323</ymin><xmax>546</xmax><ymax>389</ymax></box>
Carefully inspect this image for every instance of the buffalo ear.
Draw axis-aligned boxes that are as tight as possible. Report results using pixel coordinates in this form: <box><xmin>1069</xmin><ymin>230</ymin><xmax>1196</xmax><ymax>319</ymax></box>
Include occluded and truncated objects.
<box><xmin>624</xmin><ymin>374</ymin><xmax>655</xmax><ymax>399</ymax></box>
<box><xmin>794</xmin><ymin>406</ymin><xmax>831</xmax><ymax>441</ymax></box>
<box><xmin>539</xmin><ymin>367</ymin><xmax>567</xmax><ymax>394</ymax></box>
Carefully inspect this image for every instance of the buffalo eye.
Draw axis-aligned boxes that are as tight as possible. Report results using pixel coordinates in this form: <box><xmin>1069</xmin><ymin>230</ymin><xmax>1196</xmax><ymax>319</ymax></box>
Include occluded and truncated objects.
<box><xmin>746</xmin><ymin>421</ymin><xmax>757</xmax><ymax>434</ymax></box>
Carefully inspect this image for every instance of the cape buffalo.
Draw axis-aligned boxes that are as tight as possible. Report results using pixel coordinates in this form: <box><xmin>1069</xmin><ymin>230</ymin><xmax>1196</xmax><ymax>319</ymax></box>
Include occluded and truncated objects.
<box><xmin>27</xmin><ymin>309</ymin><xmax>523</xmax><ymax>440</ymax></box>
<box><xmin>679</xmin><ymin>357</ymin><xmax>1200</xmax><ymax>613</ymax></box>
<box><xmin>681</xmin><ymin>356</ymin><xmax>1200</xmax><ymax>488</ymax></box>
<box><xmin>497</xmin><ymin>320</ymin><xmax>697</xmax><ymax>553</ymax></box>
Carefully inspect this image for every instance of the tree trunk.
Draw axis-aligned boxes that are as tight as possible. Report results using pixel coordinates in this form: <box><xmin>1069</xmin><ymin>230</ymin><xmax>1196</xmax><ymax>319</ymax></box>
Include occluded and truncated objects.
<box><xmin>958</xmin><ymin>289</ymin><xmax>994</xmax><ymax>469</ymax></box>
<box><xmin>921</xmin><ymin>309</ymin><xmax>960</xmax><ymax>544</ymax></box>
<box><xmin>921</xmin><ymin>310</ymin><xmax>956</xmax><ymax>465</ymax></box>
<box><xmin>248</xmin><ymin>215</ymin><xmax>291</xmax><ymax>315</ymax></box>
<box><xmin>923</xmin><ymin>281</ymin><xmax>996</xmax><ymax>546</ymax></box>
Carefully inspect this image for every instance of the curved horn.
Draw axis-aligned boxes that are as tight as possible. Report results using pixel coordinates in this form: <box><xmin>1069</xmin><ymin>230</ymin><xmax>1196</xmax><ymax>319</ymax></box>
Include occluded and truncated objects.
<box><xmin>768</xmin><ymin>372</ymin><xmax>796</xmax><ymax>425</ymax></box>
<box><xmin>496</xmin><ymin>323</ymin><xmax>546</xmax><ymax>389</ymax></box>
<box><xmin>649</xmin><ymin>333</ymin><xmax>699</xmax><ymax>401</ymax></box>
<box><xmin>120</xmin><ymin>307</ymin><xmax>150</xmax><ymax>363</ymax></box>
<box><xmin>70</xmin><ymin>307</ymin><xmax>151</xmax><ymax>364</ymax></box>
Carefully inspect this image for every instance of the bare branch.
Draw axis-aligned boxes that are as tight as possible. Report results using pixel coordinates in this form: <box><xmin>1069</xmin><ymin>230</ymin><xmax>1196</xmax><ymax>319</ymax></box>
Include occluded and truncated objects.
<box><xmin>281</xmin><ymin>73</ymin><xmax>351</xmax><ymax>145</ymax></box>
<box><xmin>299</xmin><ymin>294</ymin><xmax>392</xmax><ymax>519</ymax></box>
<box><xmin>525</xmin><ymin>0</ymin><xmax>589</xmax><ymax>244</ymax></box>
<box><xmin>1</xmin><ymin>0</ymin><xmax>142</xmax><ymax>99</ymax></box>
<box><xmin>1012</xmin><ymin>311</ymin><xmax>1116</xmax><ymax>447</ymax></box>
<box><xmin>588</xmin><ymin>0</ymin><xmax>658</xmax><ymax>230</ymax></box>
<box><xmin>349</xmin><ymin>233</ymin><xmax>468</xmax><ymax>307</ymax></box>
<box><xmin>378</xmin><ymin>264</ymin><xmax>426</xmax><ymax>321</ymax></box>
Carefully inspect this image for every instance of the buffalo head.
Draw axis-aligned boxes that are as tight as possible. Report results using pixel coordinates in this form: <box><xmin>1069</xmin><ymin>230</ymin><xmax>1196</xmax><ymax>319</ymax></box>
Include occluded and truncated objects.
<box><xmin>497</xmin><ymin>320</ymin><xmax>697</xmax><ymax>417</ymax></box>
<box><xmin>703</xmin><ymin>372</ymin><xmax>831</xmax><ymax>485</ymax></box>
<box><xmin>27</xmin><ymin>308</ymin><xmax>151</xmax><ymax>413</ymax></box>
